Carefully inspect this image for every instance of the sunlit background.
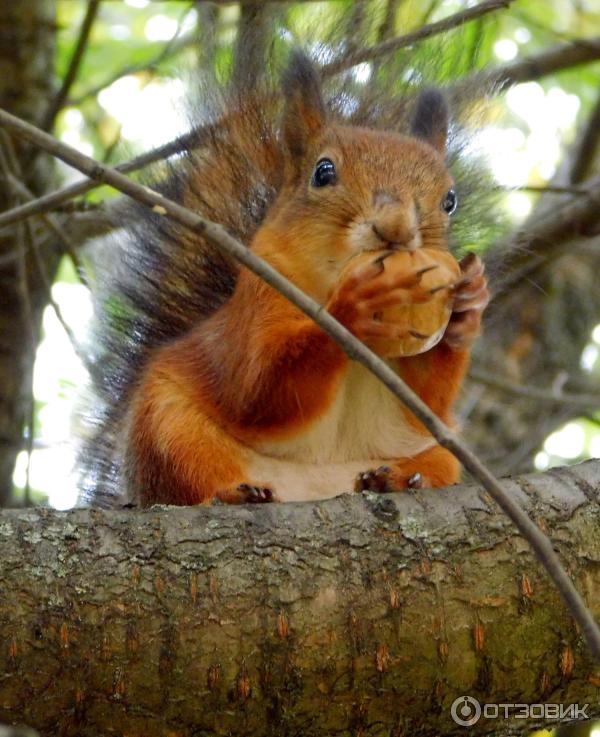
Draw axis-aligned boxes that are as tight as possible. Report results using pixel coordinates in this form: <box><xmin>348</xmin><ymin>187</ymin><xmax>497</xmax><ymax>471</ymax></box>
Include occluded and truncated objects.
<box><xmin>12</xmin><ymin>0</ymin><xmax>600</xmax><ymax>508</ymax></box>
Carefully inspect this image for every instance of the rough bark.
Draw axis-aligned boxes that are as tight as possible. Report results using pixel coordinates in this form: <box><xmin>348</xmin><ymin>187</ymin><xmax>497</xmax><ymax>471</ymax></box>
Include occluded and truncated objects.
<box><xmin>0</xmin><ymin>0</ymin><xmax>56</xmax><ymax>506</ymax></box>
<box><xmin>1</xmin><ymin>462</ymin><xmax>599</xmax><ymax>737</ymax></box>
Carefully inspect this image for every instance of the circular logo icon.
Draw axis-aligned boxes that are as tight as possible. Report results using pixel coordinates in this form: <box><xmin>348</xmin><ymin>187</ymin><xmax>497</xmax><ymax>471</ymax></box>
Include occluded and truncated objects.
<box><xmin>451</xmin><ymin>695</ymin><xmax>482</xmax><ymax>727</ymax></box>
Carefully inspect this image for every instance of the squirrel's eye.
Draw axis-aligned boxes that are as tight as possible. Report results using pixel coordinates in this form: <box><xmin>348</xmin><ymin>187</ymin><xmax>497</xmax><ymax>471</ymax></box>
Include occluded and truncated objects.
<box><xmin>311</xmin><ymin>158</ymin><xmax>337</xmax><ymax>187</ymax></box>
<box><xmin>442</xmin><ymin>188</ymin><xmax>457</xmax><ymax>215</ymax></box>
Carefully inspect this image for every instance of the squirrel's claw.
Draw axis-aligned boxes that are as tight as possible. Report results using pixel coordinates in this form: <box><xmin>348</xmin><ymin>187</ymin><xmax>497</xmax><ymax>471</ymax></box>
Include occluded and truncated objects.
<box><xmin>444</xmin><ymin>252</ymin><xmax>489</xmax><ymax>350</ymax></box>
<box><xmin>354</xmin><ymin>466</ymin><xmax>394</xmax><ymax>493</ymax></box>
<box><xmin>355</xmin><ymin>466</ymin><xmax>428</xmax><ymax>493</ymax></box>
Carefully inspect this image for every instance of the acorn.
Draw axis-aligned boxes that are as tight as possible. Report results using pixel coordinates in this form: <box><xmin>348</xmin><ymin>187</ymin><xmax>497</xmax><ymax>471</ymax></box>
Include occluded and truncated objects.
<box><xmin>348</xmin><ymin>247</ymin><xmax>461</xmax><ymax>357</ymax></box>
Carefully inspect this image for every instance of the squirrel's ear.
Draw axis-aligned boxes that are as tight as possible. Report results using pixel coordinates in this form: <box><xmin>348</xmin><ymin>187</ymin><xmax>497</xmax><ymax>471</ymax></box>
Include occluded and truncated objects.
<box><xmin>410</xmin><ymin>89</ymin><xmax>449</xmax><ymax>154</ymax></box>
<box><xmin>282</xmin><ymin>51</ymin><xmax>326</xmax><ymax>159</ymax></box>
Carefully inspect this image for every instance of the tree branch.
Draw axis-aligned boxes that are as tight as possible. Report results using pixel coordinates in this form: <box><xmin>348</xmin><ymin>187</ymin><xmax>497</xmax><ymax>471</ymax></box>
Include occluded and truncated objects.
<box><xmin>0</xmin><ymin>172</ymin><xmax>89</xmax><ymax>369</ymax></box>
<box><xmin>42</xmin><ymin>0</ymin><xmax>101</xmax><ymax>131</ymax></box>
<box><xmin>496</xmin><ymin>184</ymin><xmax>587</xmax><ymax>195</ymax></box>
<box><xmin>3</xmin><ymin>172</ymin><xmax>88</xmax><ymax>286</ymax></box>
<box><xmin>68</xmin><ymin>32</ymin><xmax>198</xmax><ymax>108</ymax></box>
<box><xmin>487</xmin><ymin>174</ymin><xmax>600</xmax><ymax>295</ymax></box>
<box><xmin>322</xmin><ymin>0</ymin><xmax>514</xmax><ymax>77</ymax></box>
<box><xmin>568</xmin><ymin>87</ymin><xmax>600</xmax><ymax>185</ymax></box>
<box><xmin>2</xmin><ymin>34</ymin><xmax>599</xmax><ymax>233</ymax></box>
<box><xmin>0</xmin><ymin>128</ymin><xmax>198</xmax><ymax>231</ymax></box>
<box><xmin>468</xmin><ymin>368</ymin><xmax>600</xmax><ymax>410</ymax></box>
<box><xmin>0</xmin><ymin>464</ymin><xmax>599</xmax><ymax>735</ymax></box>
<box><xmin>452</xmin><ymin>37</ymin><xmax>600</xmax><ymax>102</ymax></box>
<box><xmin>376</xmin><ymin>0</ymin><xmax>401</xmax><ymax>43</ymax></box>
<box><xmin>231</xmin><ymin>3</ymin><xmax>273</xmax><ymax>88</ymax></box>
<box><xmin>1</xmin><ymin>106</ymin><xmax>599</xmax><ymax>662</ymax></box>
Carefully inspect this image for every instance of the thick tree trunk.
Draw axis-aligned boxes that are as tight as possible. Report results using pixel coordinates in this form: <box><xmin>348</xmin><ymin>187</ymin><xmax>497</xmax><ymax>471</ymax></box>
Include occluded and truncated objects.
<box><xmin>1</xmin><ymin>462</ymin><xmax>599</xmax><ymax>737</ymax></box>
<box><xmin>0</xmin><ymin>1</ymin><xmax>56</xmax><ymax>506</ymax></box>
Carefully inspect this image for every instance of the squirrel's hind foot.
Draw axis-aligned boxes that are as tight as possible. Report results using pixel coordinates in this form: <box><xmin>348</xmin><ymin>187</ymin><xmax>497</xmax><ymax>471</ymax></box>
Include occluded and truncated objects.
<box><xmin>354</xmin><ymin>466</ymin><xmax>425</xmax><ymax>493</ymax></box>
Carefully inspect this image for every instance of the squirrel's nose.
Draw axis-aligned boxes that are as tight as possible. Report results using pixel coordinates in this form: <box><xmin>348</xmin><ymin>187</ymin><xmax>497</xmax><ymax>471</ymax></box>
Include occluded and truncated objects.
<box><xmin>371</xmin><ymin>200</ymin><xmax>420</xmax><ymax>250</ymax></box>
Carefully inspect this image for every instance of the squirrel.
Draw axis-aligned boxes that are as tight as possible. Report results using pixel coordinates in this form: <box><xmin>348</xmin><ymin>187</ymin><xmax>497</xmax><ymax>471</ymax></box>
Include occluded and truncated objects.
<box><xmin>80</xmin><ymin>50</ymin><xmax>490</xmax><ymax>507</ymax></box>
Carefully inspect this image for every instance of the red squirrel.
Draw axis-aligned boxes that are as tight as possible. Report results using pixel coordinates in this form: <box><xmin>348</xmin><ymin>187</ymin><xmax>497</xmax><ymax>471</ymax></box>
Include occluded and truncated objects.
<box><xmin>82</xmin><ymin>53</ymin><xmax>489</xmax><ymax>506</ymax></box>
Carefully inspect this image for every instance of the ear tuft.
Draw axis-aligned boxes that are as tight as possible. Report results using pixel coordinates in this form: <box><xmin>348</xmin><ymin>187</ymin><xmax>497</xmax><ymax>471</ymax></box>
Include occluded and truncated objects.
<box><xmin>282</xmin><ymin>51</ymin><xmax>326</xmax><ymax>160</ymax></box>
<box><xmin>410</xmin><ymin>88</ymin><xmax>449</xmax><ymax>154</ymax></box>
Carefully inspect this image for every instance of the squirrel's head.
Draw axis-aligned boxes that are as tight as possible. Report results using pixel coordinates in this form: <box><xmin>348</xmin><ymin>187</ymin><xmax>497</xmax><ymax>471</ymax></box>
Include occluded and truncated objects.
<box><xmin>253</xmin><ymin>52</ymin><xmax>457</xmax><ymax>302</ymax></box>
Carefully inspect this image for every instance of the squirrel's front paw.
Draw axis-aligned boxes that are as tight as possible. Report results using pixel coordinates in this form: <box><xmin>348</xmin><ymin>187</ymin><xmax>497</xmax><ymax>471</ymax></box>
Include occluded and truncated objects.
<box><xmin>327</xmin><ymin>254</ymin><xmax>433</xmax><ymax>348</ymax></box>
<box><xmin>444</xmin><ymin>252</ymin><xmax>490</xmax><ymax>350</ymax></box>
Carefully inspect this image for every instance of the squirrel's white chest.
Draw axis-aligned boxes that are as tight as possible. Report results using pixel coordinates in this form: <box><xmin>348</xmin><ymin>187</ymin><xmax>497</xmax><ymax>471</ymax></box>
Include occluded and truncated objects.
<box><xmin>254</xmin><ymin>361</ymin><xmax>433</xmax><ymax>463</ymax></box>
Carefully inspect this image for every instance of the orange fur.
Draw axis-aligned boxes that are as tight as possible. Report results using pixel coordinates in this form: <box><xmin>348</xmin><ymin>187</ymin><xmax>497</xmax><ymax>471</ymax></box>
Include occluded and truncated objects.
<box><xmin>388</xmin><ymin>444</ymin><xmax>461</xmax><ymax>488</ymax></box>
<box><xmin>124</xmin><ymin>61</ymin><xmax>486</xmax><ymax>505</ymax></box>
<box><xmin>396</xmin><ymin>343</ymin><xmax>470</xmax><ymax>431</ymax></box>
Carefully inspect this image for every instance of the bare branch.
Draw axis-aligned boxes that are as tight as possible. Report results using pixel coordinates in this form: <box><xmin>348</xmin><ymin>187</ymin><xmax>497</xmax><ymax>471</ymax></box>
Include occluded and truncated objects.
<box><xmin>194</xmin><ymin>0</ymin><xmax>326</xmax><ymax>3</ymax></box>
<box><xmin>4</xmin><ymin>173</ymin><xmax>89</xmax><ymax>287</ymax></box>
<box><xmin>322</xmin><ymin>0</ymin><xmax>515</xmax><ymax>77</ymax></box>
<box><xmin>195</xmin><ymin>0</ymin><xmax>370</xmax><ymax>3</ymax></box>
<box><xmin>64</xmin><ymin>196</ymin><xmax>135</xmax><ymax>244</ymax></box>
<box><xmin>496</xmin><ymin>184</ymin><xmax>587</xmax><ymax>195</ymax></box>
<box><xmin>3</xmin><ymin>33</ymin><xmax>599</xmax><ymax>233</ymax></box>
<box><xmin>196</xmin><ymin>1</ymin><xmax>219</xmax><ymax>75</ymax></box>
<box><xmin>0</xmin><ymin>128</ymin><xmax>198</xmax><ymax>230</ymax></box>
<box><xmin>29</xmin><ymin>232</ymin><xmax>89</xmax><ymax>369</ymax></box>
<box><xmin>469</xmin><ymin>368</ymin><xmax>600</xmax><ymax>410</ymax></box>
<box><xmin>0</xmin><ymin>140</ymin><xmax>89</xmax><ymax>369</ymax></box>
<box><xmin>452</xmin><ymin>37</ymin><xmax>600</xmax><ymax>101</ymax></box>
<box><xmin>69</xmin><ymin>32</ymin><xmax>198</xmax><ymax>108</ymax></box>
<box><xmin>568</xmin><ymin>88</ymin><xmax>600</xmax><ymax>185</ymax></box>
<box><xmin>487</xmin><ymin>174</ymin><xmax>600</xmax><ymax>294</ymax></box>
<box><xmin>1</xmin><ymin>105</ymin><xmax>599</xmax><ymax>662</ymax></box>
<box><xmin>376</xmin><ymin>0</ymin><xmax>402</xmax><ymax>43</ymax></box>
<box><xmin>42</xmin><ymin>0</ymin><xmax>102</xmax><ymax>131</ymax></box>
<box><xmin>342</xmin><ymin>0</ymin><xmax>369</xmax><ymax>56</ymax></box>
<box><xmin>232</xmin><ymin>4</ymin><xmax>273</xmax><ymax>88</ymax></box>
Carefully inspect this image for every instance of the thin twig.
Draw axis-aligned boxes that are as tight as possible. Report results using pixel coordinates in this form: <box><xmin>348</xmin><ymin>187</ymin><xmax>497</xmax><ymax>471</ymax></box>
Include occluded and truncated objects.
<box><xmin>568</xmin><ymin>88</ymin><xmax>600</xmax><ymax>185</ymax></box>
<box><xmin>232</xmin><ymin>4</ymin><xmax>273</xmax><ymax>88</ymax></box>
<box><xmin>376</xmin><ymin>0</ymin><xmax>402</xmax><ymax>43</ymax></box>
<box><xmin>487</xmin><ymin>174</ymin><xmax>600</xmax><ymax>294</ymax></box>
<box><xmin>2</xmin><ymin>33</ymin><xmax>600</xmax><ymax>232</ymax></box>
<box><xmin>197</xmin><ymin>2</ymin><xmax>219</xmax><ymax>80</ymax></box>
<box><xmin>70</xmin><ymin>1</ymin><xmax>197</xmax><ymax>108</ymax></box>
<box><xmin>342</xmin><ymin>0</ymin><xmax>368</xmax><ymax>57</ymax></box>
<box><xmin>469</xmin><ymin>368</ymin><xmax>600</xmax><ymax>409</ymax></box>
<box><xmin>4</xmin><ymin>172</ymin><xmax>88</xmax><ymax>287</ymax></box>
<box><xmin>1</xmin><ymin>105</ymin><xmax>598</xmax><ymax>662</ymax></box>
<box><xmin>322</xmin><ymin>0</ymin><xmax>514</xmax><ymax>76</ymax></box>
<box><xmin>452</xmin><ymin>36</ymin><xmax>600</xmax><ymax>100</ymax></box>
<box><xmin>197</xmin><ymin>0</ymin><xmax>370</xmax><ymax>3</ymax></box>
<box><xmin>495</xmin><ymin>184</ymin><xmax>587</xmax><ymax>195</ymax></box>
<box><xmin>0</xmin><ymin>127</ymin><xmax>198</xmax><ymax>230</ymax></box>
<box><xmin>0</xmin><ymin>140</ymin><xmax>90</xmax><ymax>373</ymax></box>
<box><xmin>101</xmin><ymin>123</ymin><xmax>123</xmax><ymax>164</ymax></box>
<box><xmin>68</xmin><ymin>33</ymin><xmax>197</xmax><ymax>108</ymax></box>
<box><xmin>29</xmin><ymin>233</ymin><xmax>90</xmax><ymax>370</ymax></box>
<box><xmin>43</xmin><ymin>0</ymin><xmax>102</xmax><ymax>131</ymax></box>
